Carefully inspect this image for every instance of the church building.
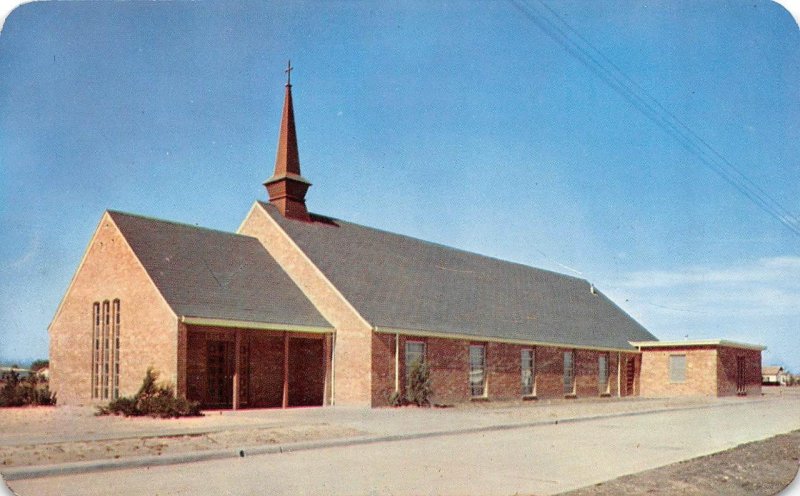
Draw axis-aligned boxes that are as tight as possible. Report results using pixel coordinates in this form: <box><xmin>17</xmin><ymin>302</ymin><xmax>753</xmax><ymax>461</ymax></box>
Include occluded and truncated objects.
<box><xmin>48</xmin><ymin>69</ymin><xmax>764</xmax><ymax>408</ymax></box>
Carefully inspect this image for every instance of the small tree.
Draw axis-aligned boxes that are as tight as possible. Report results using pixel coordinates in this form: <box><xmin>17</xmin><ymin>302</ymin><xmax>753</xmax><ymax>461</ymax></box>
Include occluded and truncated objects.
<box><xmin>405</xmin><ymin>360</ymin><xmax>433</xmax><ymax>407</ymax></box>
<box><xmin>0</xmin><ymin>369</ymin><xmax>56</xmax><ymax>407</ymax></box>
<box><xmin>97</xmin><ymin>367</ymin><xmax>201</xmax><ymax>418</ymax></box>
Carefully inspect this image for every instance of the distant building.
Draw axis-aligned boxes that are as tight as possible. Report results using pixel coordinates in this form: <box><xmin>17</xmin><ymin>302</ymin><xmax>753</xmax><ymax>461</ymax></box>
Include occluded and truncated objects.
<box><xmin>49</xmin><ymin>70</ymin><xmax>765</xmax><ymax>408</ymax></box>
<box><xmin>762</xmin><ymin>366</ymin><xmax>789</xmax><ymax>386</ymax></box>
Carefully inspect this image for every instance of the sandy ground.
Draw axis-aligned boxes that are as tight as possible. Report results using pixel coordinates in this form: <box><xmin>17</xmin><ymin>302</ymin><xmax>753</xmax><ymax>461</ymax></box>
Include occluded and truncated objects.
<box><xmin>0</xmin><ymin>423</ymin><xmax>361</xmax><ymax>467</ymax></box>
<box><xmin>558</xmin><ymin>429</ymin><xmax>800</xmax><ymax>496</ymax></box>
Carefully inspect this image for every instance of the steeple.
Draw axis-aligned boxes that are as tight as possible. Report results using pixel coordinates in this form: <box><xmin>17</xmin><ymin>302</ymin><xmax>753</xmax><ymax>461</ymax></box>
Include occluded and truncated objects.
<box><xmin>264</xmin><ymin>61</ymin><xmax>312</xmax><ymax>221</ymax></box>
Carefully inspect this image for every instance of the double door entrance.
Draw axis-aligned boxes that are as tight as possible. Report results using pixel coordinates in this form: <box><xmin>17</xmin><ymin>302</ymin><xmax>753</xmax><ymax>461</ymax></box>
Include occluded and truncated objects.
<box><xmin>206</xmin><ymin>340</ymin><xmax>250</xmax><ymax>408</ymax></box>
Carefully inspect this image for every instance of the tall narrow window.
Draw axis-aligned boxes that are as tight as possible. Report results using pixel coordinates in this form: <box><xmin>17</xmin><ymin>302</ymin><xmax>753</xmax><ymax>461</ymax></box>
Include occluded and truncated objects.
<box><xmin>405</xmin><ymin>341</ymin><xmax>426</xmax><ymax>385</ymax></box>
<box><xmin>469</xmin><ymin>344</ymin><xmax>486</xmax><ymax>397</ymax></box>
<box><xmin>91</xmin><ymin>302</ymin><xmax>101</xmax><ymax>399</ymax></box>
<box><xmin>563</xmin><ymin>350</ymin><xmax>575</xmax><ymax>395</ymax></box>
<box><xmin>598</xmin><ymin>353</ymin><xmax>609</xmax><ymax>394</ymax></box>
<box><xmin>669</xmin><ymin>354</ymin><xmax>686</xmax><ymax>383</ymax></box>
<box><xmin>521</xmin><ymin>349</ymin><xmax>535</xmax><ymax>396</ymax></box>
<box><xmin>102</xmin><ymin>300</ymin><xmax>110</xmax><ymax>400</ymax></box>
<box><xmin>112</xmin><ymin>299</ymin><xmax>121</xmax><ymax>400</ymax></box>
<box><xmin>91</xmin><ymin>299</ymin><xmax>119</xmax><ymax>400</ymax></box>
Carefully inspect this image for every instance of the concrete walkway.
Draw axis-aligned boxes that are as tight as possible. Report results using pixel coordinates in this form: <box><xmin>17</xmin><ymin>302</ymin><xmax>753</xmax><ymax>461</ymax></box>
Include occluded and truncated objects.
<box><xmin>4</xmin><ymin>391</ymin><xmax>800</xmax><ymax>495</ymax></box>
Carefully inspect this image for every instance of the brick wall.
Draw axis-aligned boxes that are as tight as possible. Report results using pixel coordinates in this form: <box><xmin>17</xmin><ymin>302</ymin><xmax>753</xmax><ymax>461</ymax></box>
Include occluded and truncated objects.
<box><xmin>639</xmin><ymin>346</ymin><xmax>718</xmax><ymax>397</ymax></box>
<box><xmin>371</xmin><ymin>333</ymin><xmax>395</xmax><ymax>406</ymax></box>
<box><xmin>717</xmin><ymin>346</ymin><xmax>762</xmax><ymax>397</ymax></box>
<box><xmin>49</xmin><ymin>213</ymin><xmax>178</xmax><ymax>405</ymax></box>
<box><xmin>239</xmin><ymin>203</ymin><xmax>373</xmax><ymax>406</ymax></box>
<box><xmin>370</xmin><ymin>334</ymin><xmax>637</xmax><ymax>405</ymax></box>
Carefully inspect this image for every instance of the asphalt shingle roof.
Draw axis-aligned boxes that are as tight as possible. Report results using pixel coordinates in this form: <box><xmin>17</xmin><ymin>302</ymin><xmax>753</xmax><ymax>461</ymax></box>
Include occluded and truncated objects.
<box><xmin>109</xmin><ymin>211</ymin><xmax>331</xmax><ymax>329</ymax></box>
<box><xmin>261</xmin><ymin>202</ymin><xmax>656</xmax><ymax>350</ymax></box>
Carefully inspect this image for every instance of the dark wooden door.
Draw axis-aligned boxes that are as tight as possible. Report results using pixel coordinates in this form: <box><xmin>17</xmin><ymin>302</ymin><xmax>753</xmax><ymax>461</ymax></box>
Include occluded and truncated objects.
<box><xmin>736</xmin><ymin>356</ymin><xmax>746</xmax><ymax>395</ymax></box>
<box><xmin>207</xmin><ymin>340</ymin><xmax>234</xmax><ymax>407</ymax></box>
<box><xmin>625</xmin><ymin>358</ymin><xmax>636</xmax><ymax>396</ymax></box>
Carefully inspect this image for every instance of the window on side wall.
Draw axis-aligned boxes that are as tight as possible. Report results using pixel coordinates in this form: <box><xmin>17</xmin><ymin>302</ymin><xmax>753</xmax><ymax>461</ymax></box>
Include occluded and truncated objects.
<box><xmin>521</xmin><ymin>349</ymin><xmax>535</xmax><ymax>396</ymax></box>
<box><xmin>563</xmin><ymin>350</ymin><xmax>575</xmax><ymax>395</ymax></box>
<box><xmin>405</xmin><ymin>341</ymin><xmax>426</xmax><ymax>384</ymax></box>
<box><xmin>469</xmin><ymin>344</ymin><xmax>486</xmax><ymax>397</ymax></box>
<box><xmin>598</xmin><ymin>353</ymin><xmax>609</xmax><ymax>395</ymax></box>
<box><xmin>669</xmin><ymin>354</ymin><xmax>686</xmax><ymax>383</ymax></box>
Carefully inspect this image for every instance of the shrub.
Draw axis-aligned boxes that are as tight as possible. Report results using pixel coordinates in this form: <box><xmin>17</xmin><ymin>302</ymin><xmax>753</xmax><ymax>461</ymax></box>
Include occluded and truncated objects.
<box><xmin>97</xmin><ymin>368</ymin><xmax>202</xmax><ymax>418</ymax></box>
<box><xmin>0</xmin><ymin>369</ymin><xmax>56</xmax><ymax>407</ymax></box>
<box><xmin>405</xmin><ymin>360</ymin><xmax>433</xmax><ymax>407</ymax></box>
<box><xmin>388</xmin><ymin>389</ymin><xmax>405</xmax><ymax>407</ymax></box>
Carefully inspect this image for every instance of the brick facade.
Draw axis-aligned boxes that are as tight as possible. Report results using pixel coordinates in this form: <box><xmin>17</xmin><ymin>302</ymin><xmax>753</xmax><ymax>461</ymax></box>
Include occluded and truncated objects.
<box><xmin>49</xmin><ymin>213</ymin><xmax>178</xmax><ymax>405</ymax></box>
<box><xmin>639</xmin><ymin>344</ymin><xmax>762</xmax><ymax>397</ymax></box>
<box><xmin>49</xmin><ymin>210</ymin><xmax>761</xmax><ymax>408</ymax></box>
<box><xmin>717</xmin><ymin>346</ymin><xmax>762</xmax><ymax>397</ymax></box>
<box><xmin>238</xmin><ymin>204</ymin><xmax>374</xmax><ymax>406</ymax></box>
<box><xmin>371</xmin><ymin>334</ymin><xmax>640</xmax><ymax>406</ymax></box>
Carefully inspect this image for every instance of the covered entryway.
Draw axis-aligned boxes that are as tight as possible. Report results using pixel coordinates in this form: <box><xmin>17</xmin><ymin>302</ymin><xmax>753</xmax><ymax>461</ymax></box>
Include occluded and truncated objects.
<box><xmin>184</xmin><ymin>325</ymin><xmax>332</xmax><ymax>409</ymax></box>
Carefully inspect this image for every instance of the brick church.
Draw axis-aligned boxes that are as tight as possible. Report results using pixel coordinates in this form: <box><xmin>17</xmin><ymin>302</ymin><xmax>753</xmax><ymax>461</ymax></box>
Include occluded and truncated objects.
<box><xmin>48</xmin><ymin>68</ymin><xmax>764</xmax><ymax>408</ymax></box>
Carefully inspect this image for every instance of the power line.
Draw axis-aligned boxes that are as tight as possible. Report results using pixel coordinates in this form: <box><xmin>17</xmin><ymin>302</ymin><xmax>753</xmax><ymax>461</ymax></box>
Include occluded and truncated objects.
<box><xmin>509</xmin><ymin>0</ymin><xmax>800</xmax><ymax>238</ymax></box>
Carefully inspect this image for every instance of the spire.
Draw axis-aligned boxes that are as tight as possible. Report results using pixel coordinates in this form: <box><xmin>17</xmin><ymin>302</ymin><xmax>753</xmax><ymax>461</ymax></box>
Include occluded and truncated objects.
<box><xmin>264</xmin><ymin>60</ymin><xmax>312</xmax><ymax>221</ymax></box>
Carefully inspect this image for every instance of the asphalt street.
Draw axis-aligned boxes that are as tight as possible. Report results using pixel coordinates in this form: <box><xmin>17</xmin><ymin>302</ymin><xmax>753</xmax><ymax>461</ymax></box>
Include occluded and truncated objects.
<box><xmin>7</xmin><ymin>395</ymin><xmax>800</xmax><ymax>496</ymax></box>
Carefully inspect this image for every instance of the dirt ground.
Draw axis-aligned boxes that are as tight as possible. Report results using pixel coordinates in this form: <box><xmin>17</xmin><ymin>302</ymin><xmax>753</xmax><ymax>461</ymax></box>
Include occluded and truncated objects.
<box><xmin>559</xmin><ymin>430</ymin><xmax>800</xmax><ymax>496</ymax></box>
<box><xmin>0</xmin><ymin>423</ymin><xmax>361</xmax><ymax>467</ymax></box>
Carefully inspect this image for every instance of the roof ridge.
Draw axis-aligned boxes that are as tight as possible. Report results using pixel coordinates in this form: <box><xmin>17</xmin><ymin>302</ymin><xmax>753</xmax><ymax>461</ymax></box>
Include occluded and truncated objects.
<box><xmin>257</xmin><ymin>200</ymin><xmax>589</xmax><ymax>284</ymax></box>
<box><xmin>108</xmin><ymin>210</ymin><xmax>254</xmax><ymax>239</ymax></box>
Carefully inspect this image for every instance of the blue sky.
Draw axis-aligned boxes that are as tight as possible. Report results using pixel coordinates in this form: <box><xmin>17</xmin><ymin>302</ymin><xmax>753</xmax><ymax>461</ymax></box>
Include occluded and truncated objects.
<box><xmin>1</xmin><ymin>1</ymin><xmax>798</xmax><ymax>371</ymax></box>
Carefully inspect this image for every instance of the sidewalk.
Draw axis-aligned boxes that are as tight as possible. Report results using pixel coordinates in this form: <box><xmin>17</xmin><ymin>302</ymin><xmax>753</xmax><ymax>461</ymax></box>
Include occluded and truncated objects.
<box><xmin>3</xmin><ymin>388</ymin><xmax>797</xmax><ymax>482</ymax></box>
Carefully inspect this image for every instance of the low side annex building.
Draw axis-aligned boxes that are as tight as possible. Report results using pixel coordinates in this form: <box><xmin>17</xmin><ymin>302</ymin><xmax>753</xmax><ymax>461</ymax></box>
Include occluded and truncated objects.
<box><xmin>49</xmin><ymin>75</ymin><xmax>764</xmax><ymax>408</ymax></box>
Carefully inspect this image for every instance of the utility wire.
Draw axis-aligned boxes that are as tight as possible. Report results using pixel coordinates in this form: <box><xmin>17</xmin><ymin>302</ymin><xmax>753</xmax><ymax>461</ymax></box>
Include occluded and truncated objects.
<box><xmin>509</xmin><ymin>0</ymin><xmax>800</xmax><ymax>237</ymax></box>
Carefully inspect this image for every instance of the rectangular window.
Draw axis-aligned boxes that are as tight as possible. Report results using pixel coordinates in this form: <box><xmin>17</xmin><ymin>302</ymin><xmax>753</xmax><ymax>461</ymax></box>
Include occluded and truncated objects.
<box><xmin>469</xmin><ymin>344</ymin><xmax>486</xmax><ymax>397</ymax></box>
<box><xmin>521</xmin><ymin>349</ymin><xmax>535</xmax><ymax>396</ymax></box>
<box><xmin>598</xmin><ymin>353</ymin><xmax>609</xmax><ymax>394</ymax></box>
<box><xmin>405</xmin><ymin>341</ymin><xmax>426</xmax><ymax>384</ymax></box>
<box><xmin>669</xmin><ymin>354</ymin><xmax>686</xmax><ymax>383</ymax></box>
<box><xmin>563</xmin><ymin>350</ymin><xmax>575</xmax><ymax>395</ymax></box>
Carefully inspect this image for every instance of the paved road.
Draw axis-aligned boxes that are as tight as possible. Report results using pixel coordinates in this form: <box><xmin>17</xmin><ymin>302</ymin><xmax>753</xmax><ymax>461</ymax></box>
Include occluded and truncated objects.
<box><xmin>8</xmin><ymin>396</ymin><xmax>800</xmax><ymax>496</ymax></box>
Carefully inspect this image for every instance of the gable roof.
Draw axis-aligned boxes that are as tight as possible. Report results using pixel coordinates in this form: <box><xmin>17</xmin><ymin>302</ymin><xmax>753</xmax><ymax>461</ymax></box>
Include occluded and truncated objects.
<box><xmin>762</xmin><ymin>366</ymin><xmax>784</xmax><ymax>375</ymax></box>
<box><xmin>259</xmin><ymin>202</ymin><xmax>656</xmax><ymax>351</ymax></box>
<box><xmin>109</xmin><ymin>211</ymin><xmax>331</xmax><ymax>330</ymax></box>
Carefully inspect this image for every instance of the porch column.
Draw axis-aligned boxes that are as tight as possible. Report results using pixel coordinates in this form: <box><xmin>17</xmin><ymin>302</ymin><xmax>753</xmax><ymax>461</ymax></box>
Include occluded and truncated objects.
<box><xmin>323</xmin><ymin>334</ymin><xmax>332</xmax><ymax>406</ymax></box>
<box><xmin>617</xmin><ymin>352</ymin><xmax>622</xmax><ymax>397</ymax></box>
<box><xmin>394</xmin><ymin>333</ymin><xmax>400</xmax><ymax>393</ymax></box>
<box><xmin>282</xmin><ymin>332</ymin><xmax>289</xmax><ymax>409</ymax></box>
<box><xmin>233</xmin><ymin>329</ymin><xmax>241</xmax><ymax>410</ymax></box>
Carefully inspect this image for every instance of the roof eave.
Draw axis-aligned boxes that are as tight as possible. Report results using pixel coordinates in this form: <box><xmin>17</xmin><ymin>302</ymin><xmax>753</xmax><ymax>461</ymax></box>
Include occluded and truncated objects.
<box><xmin>375</xmin><ymin>326</ymin><xmax>639</xmax><ymax>353</ymax></box>
<box><xmin>630</xmin><ymin>339</ymin><xmax>766</xmax><ymax>351</ymax></box>
<box><xmin>179</xmin><ymin>316</ymin><xmax>333</xmax><ymax>334</ymax></box>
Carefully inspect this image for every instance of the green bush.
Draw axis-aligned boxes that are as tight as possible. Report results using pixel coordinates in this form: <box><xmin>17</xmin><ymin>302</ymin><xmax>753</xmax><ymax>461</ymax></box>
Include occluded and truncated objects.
<box><xmin>404</xmin><ymin>360</ymin><xmax>433</xmax><ymax>407</ymax></box>
<box><xmin>0</xmin><ymin>370</ymin><xmax>56</xmax><ymax>407</ymax></box>
<box><xmin>97</xmin><ymin>368</ymin><xmax>202</xmax><ymax>418</ymax></box>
